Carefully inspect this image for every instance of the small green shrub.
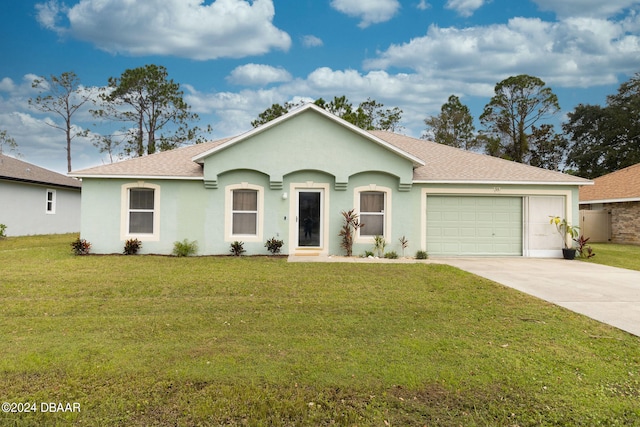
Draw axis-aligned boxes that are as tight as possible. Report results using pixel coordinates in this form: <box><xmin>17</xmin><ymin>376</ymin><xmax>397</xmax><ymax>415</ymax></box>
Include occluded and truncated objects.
<box><xmin>384</xmin><ymin>251</ymin><xmax>399</xmax><ymax>259</ymax></box>
<box><xmin>0</xmin><ymin>223</ymin><xmax>6</xmax><ymax>238</ymax></box>
<box><xmin>415</xmin><ymin>250</ymin><xmax>428</xmax><ymax>260</ymax></box>
<box><xmin>230</xmin><ymin>241</ymin><xmax>245</xmax><ymax>256</ymax></box>
<box><xmin>123</xmin><ymin>238</ymin><xmax>142</xmax><ymax>255</ymax></box>
<box><xmin>265</xmin><ymin>237</ymin><xmax>284</xmax><ymax>254</ymax></box>
<box><xmin>71</xmin><ymin>237</ymin><xmax>91</xmax><ymax>255</ymax></box>
<box><xmin>173</xmin><ymin>239</ymin><xmax>198</xmax><ymax>257</ymax></box>
<box><xmin>363</xmin><ymin>250</ymin><xmax>375</xmax><ymax>258</ymax></box>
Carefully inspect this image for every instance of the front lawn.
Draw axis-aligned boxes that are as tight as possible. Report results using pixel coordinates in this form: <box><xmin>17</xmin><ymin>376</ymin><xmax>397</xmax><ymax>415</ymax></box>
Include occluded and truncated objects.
<box><xmin>581</xmin><ymin>243</ymin><xmax>640</xmax><ymax>271</ymax></box>
<box><xmin>1</xmin><ymin>234</ymin><xmax>639</xmax><ymax>426</ymax></box>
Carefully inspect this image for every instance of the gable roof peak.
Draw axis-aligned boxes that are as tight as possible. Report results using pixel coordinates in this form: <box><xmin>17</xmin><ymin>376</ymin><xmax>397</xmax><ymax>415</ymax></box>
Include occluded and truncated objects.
<box><xmin>192</xmin><ymin>102</ymin><xmax>424</xmax><ymax>167</ymax></box>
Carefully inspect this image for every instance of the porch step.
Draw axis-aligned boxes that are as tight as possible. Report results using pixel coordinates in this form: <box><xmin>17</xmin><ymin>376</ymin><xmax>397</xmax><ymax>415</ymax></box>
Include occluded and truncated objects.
<box><xmin>292</xmin><ymin>248</ymin><xmax>322</xmax><ymax>257</ymax></box>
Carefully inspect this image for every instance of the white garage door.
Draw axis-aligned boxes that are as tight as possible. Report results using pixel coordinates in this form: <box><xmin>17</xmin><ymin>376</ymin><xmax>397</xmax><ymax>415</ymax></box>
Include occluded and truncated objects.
<box><xmin>427</xmin><ymin>196</ymin><xmax>523</xmax><ymax>256</ymax></box>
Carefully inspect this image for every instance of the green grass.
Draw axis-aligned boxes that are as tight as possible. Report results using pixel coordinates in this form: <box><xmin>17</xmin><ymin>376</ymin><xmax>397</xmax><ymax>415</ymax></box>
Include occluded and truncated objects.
<box><xmin>580</xmin><ymin>243</ymin><xmax>640</xmax><ymax>271</ymax></box>
<box><xmin>1</xmin><ymin>234</ymin><xmax>639</xmax><ymax>426</ymax></box>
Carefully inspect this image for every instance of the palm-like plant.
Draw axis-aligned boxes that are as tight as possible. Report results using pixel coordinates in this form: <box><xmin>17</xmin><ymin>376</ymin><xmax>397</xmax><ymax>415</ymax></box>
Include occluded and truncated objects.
<box><xmin>549</xmin><ymin>216</ymin><xmax>579</xmax><ymax>249</ymax></box>
<box><xmin>339</xmin><ymin>209</ymin><xmax>363</xmax><ymax>257</ymax></box>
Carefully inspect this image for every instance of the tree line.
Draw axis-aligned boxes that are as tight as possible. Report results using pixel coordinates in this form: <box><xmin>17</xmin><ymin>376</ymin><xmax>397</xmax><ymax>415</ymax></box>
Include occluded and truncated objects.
<box><xmin>3</xmin><ymin>65</ymin><xmax>638</xmax><ymax>179</ymax></box>
<box><xmin>16</xmin><ymin>65</ymin><xmax>208</xmax><ymax>172</ymax></box>
<box><xmin>250</xmin><ymin>96</ymin><xmax>403</xmax><ymax>132</ymax></box>
<box><xmin>423</xmin><ymin>73</ymin><xmax>640</xmax><ymax>179</ymax></box>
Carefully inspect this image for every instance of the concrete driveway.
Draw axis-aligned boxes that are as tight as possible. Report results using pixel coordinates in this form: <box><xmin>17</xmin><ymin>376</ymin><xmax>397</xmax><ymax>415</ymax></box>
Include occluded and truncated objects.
<box><xmin>433</xmin><ymin>258</ymin><xmax>640</xmax><ymax>337</ymax></box>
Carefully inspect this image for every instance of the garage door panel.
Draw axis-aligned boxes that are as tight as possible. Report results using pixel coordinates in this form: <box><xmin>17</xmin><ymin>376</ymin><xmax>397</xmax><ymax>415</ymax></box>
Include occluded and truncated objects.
<box><xmin>494</xmin><ymin>198</ymin><xmax>515</xmax><ymax>208</ymax></box>
<box><xmin>493</xmin><ymin>229</ymin><xmax>512</xmax><ymax>238</ymax></box>
<box><xmin>476</xmin><ymin>227</ymin><xmax>493</xmax><ymax>237</ymax></box>
<box><xmin>460</xmin><ymin>243</ymin><xmax>478</xmax><ymax>253</ymax></box>
<box><xmin>477</xmin><ymin>243</ymin><xmax>495</xmax><ymax>252</ymax></box>
<box><xmin>493</xmin><ymin>212</ymin><xmax>512</xmax><ymax>222</ymax></box>
<box><xmin>427</xmin><ymin>196</ymin><xmax>522</xmax><ymax>256</ymax></box>
<box><xmin>441</xmin><ymin>242</ymin><xmax>460</xmax><ymax>252</ymax></box>
<box><xmin>459</xmin><ymin>227</ymin><xmax>476</xmax><ymax>237</ymax></box>
<box><xmin>476</xmin><ymin>198</ymin><xmax>495</xmax><ymax>207</ymax></box>
<box><xmin>441</xmin><ymin>227</ymin><xmax>459</xmax><ymax>237</ymax></box>
<box><xmin>460</xmin><ymin>212</ymin><xmax>476</xmax><ymax>221</ymax></box>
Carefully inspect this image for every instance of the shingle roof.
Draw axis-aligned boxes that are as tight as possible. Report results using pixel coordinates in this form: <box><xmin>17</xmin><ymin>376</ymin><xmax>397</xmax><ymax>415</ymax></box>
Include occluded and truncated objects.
<box><xmin>0</xmin><ymin>154</ymin><xmax>81</xmax><ymax>189</ymax></box>
<box><xmin>370</xmin><ymin>131</ymin><xmax>590</xmax><ymax>184</ymax></box>
<box><xmin>70</xmin><ymin>117</ymin><xmax>590</xmax><ymax>186</ymax></box>
<box><xmin>579</xmin><ymin>163</ymin><xmax>640</xmax><ymax>203</ymax></box>
<box><xmin>70</xmin><ymin>138</ymin><xmax>232</xmax><ymax>178</ymax></box>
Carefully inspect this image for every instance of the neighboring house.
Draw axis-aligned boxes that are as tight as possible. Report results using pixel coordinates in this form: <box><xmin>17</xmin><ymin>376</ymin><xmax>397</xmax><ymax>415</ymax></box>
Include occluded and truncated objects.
<box><xmin>579</xmin><ymin>163</ymin><xmax>640</xmax><ymax>245</ymax></box>
<box><xmin>0</xmin><ymin>153</ymin><xmax>81</xmax><ymax>236</ymax></box>
<box><xmin>70</xmin><ymin>103</ymin><xmax>590</xmax><ymax>257</ymax></box>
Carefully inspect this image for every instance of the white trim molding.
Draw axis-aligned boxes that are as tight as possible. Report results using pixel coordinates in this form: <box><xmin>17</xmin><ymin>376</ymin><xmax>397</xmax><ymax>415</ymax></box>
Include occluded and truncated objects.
<box><xmin>353</xmin><ymin>184</ymin><xmax>392</xmax><ymax>244</ymax></box>
<box><xmin>288</xmin><ymin>181</ymin><xmax>331</xmax><ymax>256</ymax></box>
<box><xmin>45</xmin><ymin>188</ymin><xmax>56</xmax><ymax>214</ymax></box>
<box><xmin>120</xmin><ymin>181</ymin><xmax>161</xmax><ymax>242</ymax></box>
<box><xmin>224</xmin><ymin>182</ymin><xmax>264</xmax><ymax>243</ymax></box>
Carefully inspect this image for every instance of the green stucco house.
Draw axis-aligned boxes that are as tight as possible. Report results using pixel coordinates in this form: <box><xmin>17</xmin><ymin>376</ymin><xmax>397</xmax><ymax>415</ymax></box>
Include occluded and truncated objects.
<box><xmin>71</xmin><ymin>103</ymin><xmax>590</xmax><ymax>257</ymax></box>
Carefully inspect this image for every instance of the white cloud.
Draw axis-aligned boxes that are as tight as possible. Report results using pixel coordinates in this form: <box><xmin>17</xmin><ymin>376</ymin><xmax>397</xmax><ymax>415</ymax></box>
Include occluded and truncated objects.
<box><xmin>35</xmin><ymin>0</ymin><xmax>67</xmax><ymax>33</ymax></box>
<box><xmin>35</xmin><ymin>0</ymin><xmax>291</xmax><ymax>60</ymax></box>
<box><xmin>364</xmin><ymin>16</ymin><xmax>640</xmax><ymax>89</ymax></box>
<box><xmin>0</xmin><ymin>111</ymin><xmax>95</xmax><ymax>172</ymax></box>
<box><xmin>330</xmin><ymin>0</ymin><xmax>400</xmax><ymax>28</ymax></box>
<box><xmin>0</xmin><ymin>75</ymin><xmax>42</xmax><ymax>114</ymax></box>
<box><xmin>301</xmin><ymin>35</ymin><xmax>324</xmax><ymax>48</ymax></box>
<box><xmin>532</xmin><ymin>0</ymin><xmax>640</xmax><ymax>18</ymax></box>
<box><xmin>185</xmin><ymin>85</ymin><xmax>293</xmax><ymax>136</ymax></box>
<box><xmin>226</xmin><ymin>64</ymin><xmax>292</xmax><ymax>86</ymax></box>
<box><xmin>0</xmin><ymin>78</ymin><xmax>17</xmax><ymax>93</ymax></box>
<box><xmin>296</xmin><ymin>67</ymin><xmax>486</xmax><ymax>132</ymax></box>
<box><xmin>416</xmin><ymin>1</ymin><xmax>431</xmax><ymax>11</ymax></box>
<box><xmin>445</xmin><ymin>0</ymin><xmax>486</xmax><ymax>17</ymax></box>
<box><xmin>0</xmin><ymin>73</ymin><xmax>114</xmax><ymax>171</ymax></box>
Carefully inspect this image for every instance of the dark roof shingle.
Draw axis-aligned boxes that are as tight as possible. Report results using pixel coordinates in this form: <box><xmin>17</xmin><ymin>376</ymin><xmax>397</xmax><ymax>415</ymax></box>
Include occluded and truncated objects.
<box><xmin>0</xmin><ymin>154</ymin><xmax>81</xmax><ymax>189</ymax></box>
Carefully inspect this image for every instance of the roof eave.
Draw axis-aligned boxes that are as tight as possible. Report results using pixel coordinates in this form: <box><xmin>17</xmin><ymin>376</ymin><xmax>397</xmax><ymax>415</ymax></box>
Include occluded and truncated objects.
<box><xmin>413</xmin><ymin>179</ymin><xmax>592</xmax><ymax>186</ymax></box>
<box><xmin>68</xmin><ymin>173</ymin><xmax>203</xmax><ymax>181</ymax></box>
<box><xmin>1</xmin><ymin>175</ymin><xmax>82</xmax><ymax>189</ymax></box>
<box><xmin>579</xmin><ymin>197</ymin><xmax>640</xmax><ymax>204</ymax></box>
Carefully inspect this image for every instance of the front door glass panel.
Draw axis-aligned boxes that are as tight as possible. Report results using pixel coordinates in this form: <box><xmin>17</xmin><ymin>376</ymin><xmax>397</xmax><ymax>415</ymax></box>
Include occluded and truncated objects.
<box><xmin>298</xmin><ymin>191</ymin><xmax>321</xmax><ymax>247</ymax></box>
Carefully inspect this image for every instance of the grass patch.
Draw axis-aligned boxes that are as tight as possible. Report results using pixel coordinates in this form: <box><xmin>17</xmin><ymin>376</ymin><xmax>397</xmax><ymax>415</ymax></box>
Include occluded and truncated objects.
<box><xmin>581</xmin><ymin>243</ymin><xmax>640</xmax><ymax>271</ymax></box>
<box><xmin>1</xmin><ymin>234</ymin><xmax>640</xmax><ymax>425</ymax></box>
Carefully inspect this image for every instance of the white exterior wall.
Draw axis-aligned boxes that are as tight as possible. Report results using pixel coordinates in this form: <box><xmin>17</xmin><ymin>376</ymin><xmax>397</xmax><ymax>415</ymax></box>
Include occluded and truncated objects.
<box><xmin>0</xmin><ymin>180</ymin><xmax>81</xmax><ymax>236</ymax></box>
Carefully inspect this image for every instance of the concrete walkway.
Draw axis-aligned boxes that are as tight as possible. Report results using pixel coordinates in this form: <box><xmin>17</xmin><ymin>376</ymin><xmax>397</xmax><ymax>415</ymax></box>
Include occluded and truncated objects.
<box><xmin>431</xmin><ymin>258</ymin><xmax>640</xmax><ymax>337</ymax></box>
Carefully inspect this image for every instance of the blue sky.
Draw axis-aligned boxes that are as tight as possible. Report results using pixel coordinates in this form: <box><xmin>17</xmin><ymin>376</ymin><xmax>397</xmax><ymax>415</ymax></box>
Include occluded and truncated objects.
<box><xmin>0</xmin><ymin>0</ymin><xmax>639</xmax><ymax>174</ymax></box>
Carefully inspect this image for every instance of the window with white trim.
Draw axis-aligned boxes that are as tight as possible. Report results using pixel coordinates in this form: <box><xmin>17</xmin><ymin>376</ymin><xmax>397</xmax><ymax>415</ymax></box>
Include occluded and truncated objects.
<box><xmin>45</xmin><ymin>189</ymin><xmax>56</xmax><ymax>214</ymax></box>
<box><xmin>359</xmin><ymin>191</ymin><xmax>385</xmax><ymax>236</ymax></box>
<box><xmin>129</xmin><ymin>188</ymin><xmax>155</xmax><ymax>234</ymax></box>
<box><xmin>120</xmin><ymin>183</ymin><xmax>160</xmax><ymax>241</ymax></box>
<box><xmin>225</xmin><ymin>183</ymin><xmax>263</xmax><ymax>242</ymax></box>
<box><xmin>232</xmin><ymin>189</ymin><xmax>258</xmax><ymax>235</ymax></box>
